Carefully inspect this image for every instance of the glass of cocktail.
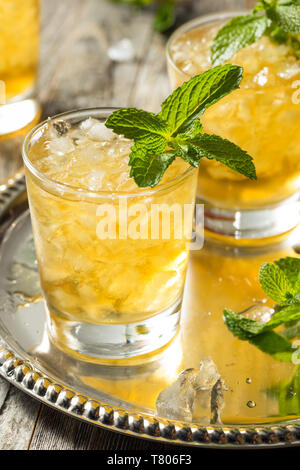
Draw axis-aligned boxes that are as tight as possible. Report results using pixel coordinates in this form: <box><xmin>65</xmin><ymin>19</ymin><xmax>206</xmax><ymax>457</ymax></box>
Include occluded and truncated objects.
<box><xmin>167</xmin><ymin>11</ymin><xmax>300</xmax><ymax>239</ymax></box>
<box><xmin>22</xmin><ymin>108</ymin><xmax>198</xmax><ymax>360</ymax></box>
<box><xmin>0</xmin><ymin>0</ymin><xmax>40</xmax><ymax>136</ymax></box>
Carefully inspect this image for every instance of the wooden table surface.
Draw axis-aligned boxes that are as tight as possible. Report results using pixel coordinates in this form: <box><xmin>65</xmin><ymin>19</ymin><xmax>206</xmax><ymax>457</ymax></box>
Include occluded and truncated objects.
<box><xmin>0</xmin><ymin>0</ymin><xmax>253</xmax><ymax>451</ymax></box>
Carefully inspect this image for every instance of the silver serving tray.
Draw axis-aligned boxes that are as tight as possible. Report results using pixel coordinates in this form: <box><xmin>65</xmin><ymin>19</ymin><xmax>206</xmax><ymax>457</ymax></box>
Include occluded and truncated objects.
<box><xmin>1</xmin><ymin>173</ymin><xmax>300</xmax><ymax>448</ymax></box>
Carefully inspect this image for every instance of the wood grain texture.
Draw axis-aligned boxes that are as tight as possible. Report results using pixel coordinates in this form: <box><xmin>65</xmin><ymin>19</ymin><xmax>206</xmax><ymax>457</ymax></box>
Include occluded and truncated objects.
<box><xmin>0</xmin><ymin>385</ymin><xmax>40</xmax><ymax>450</ymax></box>
<box><xmin>0</xmin><ymin>0</ymin><xmax>250</xmax><ymax>451</ymax></box>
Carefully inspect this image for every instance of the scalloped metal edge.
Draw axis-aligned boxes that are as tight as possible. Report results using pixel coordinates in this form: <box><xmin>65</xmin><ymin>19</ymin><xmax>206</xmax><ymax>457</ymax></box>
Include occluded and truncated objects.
<box><xmin>1</xmin><ymin>172</ymin><xmax>300</xmax><ymax>448</ymax></box>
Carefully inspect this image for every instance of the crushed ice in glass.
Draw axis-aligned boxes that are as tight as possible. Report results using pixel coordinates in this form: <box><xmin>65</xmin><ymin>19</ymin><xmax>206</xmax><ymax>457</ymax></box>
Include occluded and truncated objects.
<box><xmin>80</xmin><ymin>117</ymin><xmax>115</xmax><ymax>141</ymax></box>
<box><xmin>30</xmin><ymin>117</ymin><xmax>189</xmax><ymax>193</ymax></box>
<box><xmin>33</xmin><ymin>118</ymin><xmax>135</xmax><ymax>191</ymax></box>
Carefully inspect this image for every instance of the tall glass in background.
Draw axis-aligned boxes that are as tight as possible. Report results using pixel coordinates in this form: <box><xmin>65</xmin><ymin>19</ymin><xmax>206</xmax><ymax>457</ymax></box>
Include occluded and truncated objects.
<box><xmin>23</xmin><ymin>108</ymin><xmax>198</xmax><ymax>361</ymax></box>
<box><xmin>0</xmin><ymin>0</ymin><xmax>40</xmax><ymax>136</ymax></box>
<box><xmin>167</xmin><ymin>11</ymin><xmax>300</xmax><ymax>239</ymax></box>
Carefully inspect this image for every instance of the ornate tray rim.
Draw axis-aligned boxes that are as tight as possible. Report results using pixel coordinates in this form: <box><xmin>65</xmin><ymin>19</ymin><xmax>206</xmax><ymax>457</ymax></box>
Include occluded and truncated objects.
<box><xmin>1</xmin><ymin>172</ymin><xmax>300</xmax><ymax>449</ymax></box>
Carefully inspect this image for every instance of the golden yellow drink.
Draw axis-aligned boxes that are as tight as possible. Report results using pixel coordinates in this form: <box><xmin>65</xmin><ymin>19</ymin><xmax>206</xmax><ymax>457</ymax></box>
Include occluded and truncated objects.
<box><xmin>23</xmin><ymin>109</ymin><xmax>198</xmax><ymax>359</ymax></box>
<box><xmin>167</xmin><ymin>12</ymin><xmax>300</xmax><ymax>237</ymax></box>
<box><xmin>0</xmin><ymin>0</ymin><xmax>39</xmax><ymax>102</ymax></box>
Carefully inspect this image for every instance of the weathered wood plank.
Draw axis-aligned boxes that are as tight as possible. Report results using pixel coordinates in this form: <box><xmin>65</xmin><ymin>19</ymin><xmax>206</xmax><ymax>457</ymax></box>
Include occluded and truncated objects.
<box><xmin>0</xmin><ymin>377</ymin><xmax>10</xmax><ymax>411</ymax></box>
<box><xmin>0</xmin><ymin>386</ymin><xmax>40</xmax><ymax>450</ymax></box>
<box><xmin>41</xmin><ymin>0</ymin><xmax>154</xmax><ymax>115</ymax></box>
<box><xmin>28</xmin><ymin>404</ymin><xmax>92</xmax><ymax>450</ymax></box>
<box><xmin>38</xmin><ymin>0</ymin><xmax>92</xmax><ymax>107</ymax></box>
<box><xmin>130</xmin><ymin>30</ymin><xmax>169</xmax><ymax>112</ymax></box>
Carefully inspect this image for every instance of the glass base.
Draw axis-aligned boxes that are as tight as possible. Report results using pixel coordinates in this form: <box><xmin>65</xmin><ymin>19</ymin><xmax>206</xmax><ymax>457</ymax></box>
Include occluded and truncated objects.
<box><xmin>201</xmin><ymin>195</ymin><xmax>300</xmax><ymax>239</ymax></box>
<box><xmin>46</xmin><ymin>299</ymin><xmax>182</xmax><ymax>361</ymax></box>
<box><xmin>0</xmin><ymin>98</ymin><xmax>41</xmax><ymax>136</ymax></box>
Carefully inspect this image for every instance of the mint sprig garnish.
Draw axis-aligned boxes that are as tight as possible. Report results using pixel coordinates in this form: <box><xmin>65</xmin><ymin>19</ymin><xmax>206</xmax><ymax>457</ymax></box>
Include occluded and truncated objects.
<box><xmin>105</xmin><ymin>65</ymin><xmax>256</xmax><ymax>187</ymax></box>
<box><xmin>211</xmin><ymin>0</ymin><xmax>300</xmax><ymax>66</ymax></box>
<box><xmin>223</xmin><ymin>257</ymin><xmax>300</xmax><ymax>362</ymax></box>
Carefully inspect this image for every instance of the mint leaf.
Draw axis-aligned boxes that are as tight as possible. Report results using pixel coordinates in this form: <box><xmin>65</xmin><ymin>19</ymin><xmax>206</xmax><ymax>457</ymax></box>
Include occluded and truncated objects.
<box><xmin>129</xmin><ymin>147</ymin><xmax>176</xmax><ymax>187</ymax></box>
<box><xmin>274</xmin><ymin>257</ymin><xmax>300</xmax><ymax>287</ymax></box>
<box><xmin>105</xmin><ymin>108</ymin><xmax>168</xmax><ymax>153</ymax></box>
<box><xmin>250</xmin><ymin>331</ymin><xmax>294</xmax><ymax>362</ymax></box>
<box><xmin>159</xmin><ymin>65</ymin><xmax>243</xmax><ymax>135</ymax></box>
<box><xmin>105</xmin><ymin>108</ymin><xmax>168</xmax><ymax>139</ymax></box>
<box><xmin>187</xmin><ymin>133</ymin><xmax>257</xmax><ymax>180</ymax></box>
<box><xmin>223</xmin><ymin>309</ymin><xmax>266</xmax><ymax>338</ymax></box>
<box><xmin>266</xmin><ymin>304</ymin><xmax>300</xmax><ymax>329</ymax></box>
<box><xmin>224</xmin><ymin>304</ymin><xmax>300</xmax><ymax>338</ymax></box>
<box><xmin>259</xmin><ymin>262</ymin><xmax>295</xmax><ymax>305</ymax></box>
<box><xmin>211</xmin><ymin>15</ymin><xmax>270</xmax><ymax>66</ymax></box>
<box><xmin>267</xmin><ymin>4</ymin><xmax>300</xmax><ymax>34</ymax></box>
<box><xmin>172</xmin><ymin>131</ymin><xmax>257</xmax><ymax>178</ymax></box>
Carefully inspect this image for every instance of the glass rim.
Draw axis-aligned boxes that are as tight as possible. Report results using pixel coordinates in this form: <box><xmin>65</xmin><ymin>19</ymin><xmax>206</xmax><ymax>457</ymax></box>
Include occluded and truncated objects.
<box><xmin>166</xmin><ymin>9</ymin><xmax>249</xmax><ymax>80</ymax></box>
<box><xmin>22</xmin><ymin>107</ymin><xmax>196</xmax><ymax>200</ymax></box>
